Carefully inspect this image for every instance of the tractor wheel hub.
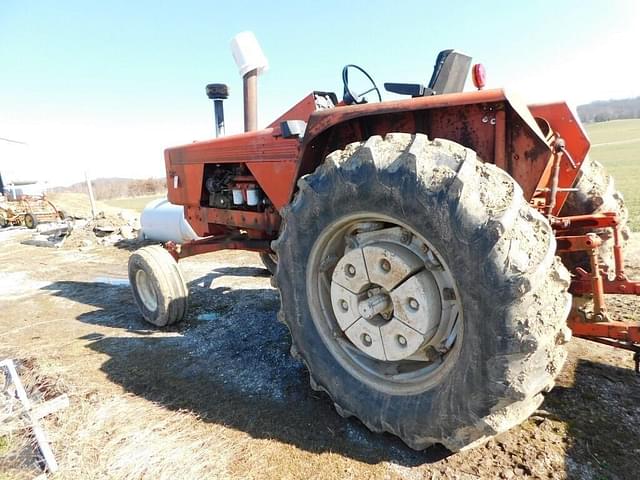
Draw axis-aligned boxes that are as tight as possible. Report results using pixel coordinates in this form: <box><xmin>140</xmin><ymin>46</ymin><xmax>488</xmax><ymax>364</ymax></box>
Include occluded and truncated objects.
<box><xmin>330</xmin><ymin>240</ymin><xmax>444</xmax><ymax>361</ymax></box>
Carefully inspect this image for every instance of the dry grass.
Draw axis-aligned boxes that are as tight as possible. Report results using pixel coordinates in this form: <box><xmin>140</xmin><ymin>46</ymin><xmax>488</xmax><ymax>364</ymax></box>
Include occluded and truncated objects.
<box><xmin>1</xmin><ymin>359</ymin><xmax>244</xmax><ymax>479</ymax></box>
<box><xmin>1</xmin><ymin>358</ymin><xmax>70</xmax><ymax>479</ymax></box>
<box><xmin>102</xmin><ymin>195</ymin><xmax>164</xmax><ymax>213</ymax></box>
<box><xmin>46</xmin><ymin>192</ymin><xmax>123</xmax><ymax>219</ymax></box>
<box><xmin>0</xmin><ymin>349</ymin><xmax>424</xmax><ymax>480</ymax></box>
<box><xmin>50</xmin><ymin>395</ymin><xmax>241</xmax><ymax>479</ymax></box>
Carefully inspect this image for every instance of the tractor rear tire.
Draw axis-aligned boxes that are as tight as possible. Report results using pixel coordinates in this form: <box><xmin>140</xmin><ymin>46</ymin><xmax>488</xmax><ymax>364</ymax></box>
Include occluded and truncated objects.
<box><xmin>128</xmin><ymin>245</ymin><xmax>188</xmax><ymax>327</ymax></box>
<box><xmin>559</xmin><ymin>156</ymin><xmax>630</xmax><ymax>279</ymax></box>
<box><xmin>273</xmin><ymin>133</ymin><xmax>572</xmax><ymax>451</ymax></box>
<box><xmin>259</xmin><ymin>252</ymin><xmax>277</xmax><ymax>275</ymax></box>
<box><xmin>24</xmin><ymin>213</ymin><xmax>37</xmax><ymax>229</ymax></box>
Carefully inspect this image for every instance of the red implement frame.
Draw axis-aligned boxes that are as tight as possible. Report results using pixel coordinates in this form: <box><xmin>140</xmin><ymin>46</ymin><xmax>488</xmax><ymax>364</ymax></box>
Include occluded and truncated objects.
<box><xmin>554</xmin><ymin>212</ymin><xmax>640</xmax><ymax>370</ymax></box>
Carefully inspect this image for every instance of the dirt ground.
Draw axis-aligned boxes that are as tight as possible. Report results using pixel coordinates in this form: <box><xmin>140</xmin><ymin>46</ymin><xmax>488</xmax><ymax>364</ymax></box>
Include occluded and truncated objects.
<box><xmin>1</xmin><ymin>224</ymin><xmax>639</xmax><ymax>480</ymax></box>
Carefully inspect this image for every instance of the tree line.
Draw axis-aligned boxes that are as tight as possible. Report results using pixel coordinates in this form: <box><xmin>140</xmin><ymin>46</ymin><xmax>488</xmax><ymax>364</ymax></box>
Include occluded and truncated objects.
<box><xmin>52</xmin><ymin>177</ymin><xmax>166</xmax><ymax>200</ymax></box>
<box><xmin>577</xmin><ymin>96</ymin><xmax>640</xmax><ymax>123</ymax></box>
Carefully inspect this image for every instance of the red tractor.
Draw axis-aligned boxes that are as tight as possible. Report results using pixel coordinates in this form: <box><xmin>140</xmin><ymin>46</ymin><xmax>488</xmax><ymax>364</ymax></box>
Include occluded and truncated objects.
<box><xmin>128</xmin><ymin>37</ymin><xmax>638</xmax><ymax>451</ymax></box>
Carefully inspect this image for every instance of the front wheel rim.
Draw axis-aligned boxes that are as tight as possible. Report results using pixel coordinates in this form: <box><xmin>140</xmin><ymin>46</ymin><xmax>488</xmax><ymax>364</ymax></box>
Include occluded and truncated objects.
<box><xmin>306</xmin><ymin>213</ymin><xmax>463</xmax><ymax>395</ymax></box>
<box><xmin>135</xmin><ymin>269</ymin><xmax>158</xmax><ymax>312</ymax></box>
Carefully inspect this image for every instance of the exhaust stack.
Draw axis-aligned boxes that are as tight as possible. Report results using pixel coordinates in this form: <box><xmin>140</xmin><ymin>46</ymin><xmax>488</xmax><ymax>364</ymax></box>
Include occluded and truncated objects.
<box><xmin>243</xmin><ymin>70</ymin><xmax>258</xmax><ymax>132</ymax></box>
<box><xmin>230</xmin><ymin>32</ymin><xmax>269</xmax><ymax>132</ymax></box>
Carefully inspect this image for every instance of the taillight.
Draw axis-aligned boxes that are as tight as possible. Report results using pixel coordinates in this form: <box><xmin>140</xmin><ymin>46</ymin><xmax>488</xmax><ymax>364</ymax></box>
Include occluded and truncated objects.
<box><xmin>472</xmin><ymin>64</ymin><xmax>486</xmax><ymax>90</ymax></box>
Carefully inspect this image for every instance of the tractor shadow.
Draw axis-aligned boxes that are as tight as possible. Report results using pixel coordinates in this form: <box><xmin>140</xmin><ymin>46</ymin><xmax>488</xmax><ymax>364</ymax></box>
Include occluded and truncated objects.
<box><xmin>42</xmin><ymin>267</ymin><xmax>445</xmax><ymax>466</ymax></box>
<box><xmin>44</xmin><ymin>269</ymin><xmax>640</xmax><ymax>473</ymax></box>
<box><xmin>541</xmin><ymin>355</ymin><xmax>640</xmax><ymax>479</ymax></box>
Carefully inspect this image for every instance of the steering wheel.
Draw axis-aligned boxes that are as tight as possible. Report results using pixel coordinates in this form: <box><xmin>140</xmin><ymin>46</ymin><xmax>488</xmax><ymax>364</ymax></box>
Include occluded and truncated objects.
<box><xmin>342</xmin><ymin>64</ymin><xmax>382</xmax><ymax>105</ymax></box>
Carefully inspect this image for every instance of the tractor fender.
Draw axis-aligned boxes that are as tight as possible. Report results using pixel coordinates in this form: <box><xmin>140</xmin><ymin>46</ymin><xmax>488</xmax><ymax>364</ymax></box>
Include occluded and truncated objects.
<box><xmin>293</xmin><ymin>88</ymin><xmax>584</xmax><ymax>209</ymax></box>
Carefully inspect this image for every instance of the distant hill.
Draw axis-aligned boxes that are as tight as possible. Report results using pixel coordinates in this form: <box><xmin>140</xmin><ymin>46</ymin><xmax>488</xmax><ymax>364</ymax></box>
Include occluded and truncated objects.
<box><xmin>577</xmin><ymin>97</ymin><xmax>640</xmax><ymax>123</ymax></box>
<box><xmin>52</xmin><ymin>177</ymin><xmax>166</xmax><ymax>200</ymax></box>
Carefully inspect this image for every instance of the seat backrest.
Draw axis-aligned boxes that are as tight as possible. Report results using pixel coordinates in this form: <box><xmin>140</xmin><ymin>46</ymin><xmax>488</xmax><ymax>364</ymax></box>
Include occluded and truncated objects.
<box><xmin>427</xmin><ymin>50</ymin><xmax>472</xmax><ymax>95</ymax></box>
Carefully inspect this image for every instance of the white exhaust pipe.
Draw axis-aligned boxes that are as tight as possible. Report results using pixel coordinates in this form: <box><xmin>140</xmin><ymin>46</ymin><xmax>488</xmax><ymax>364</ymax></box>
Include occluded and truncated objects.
<box><xmin>230</xmin><ymin>31</ymin><xmax>269</xmax><ymax>132</ymax></box>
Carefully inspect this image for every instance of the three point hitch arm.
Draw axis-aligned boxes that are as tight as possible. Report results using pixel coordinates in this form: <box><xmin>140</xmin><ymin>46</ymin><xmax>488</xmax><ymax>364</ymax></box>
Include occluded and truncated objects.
<box><xmin>553</xmin><ymin>212</ymin><xmax>640</xmax><ymax>372</ymax></box>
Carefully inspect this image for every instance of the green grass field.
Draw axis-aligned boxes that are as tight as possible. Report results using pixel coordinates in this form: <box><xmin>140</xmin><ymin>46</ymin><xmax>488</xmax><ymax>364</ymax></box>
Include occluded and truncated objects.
<box><xmin>584</xmin><ymin>119</ymin><xmax>640</xmax><ymax>231</ymax></box>
<box><xmin>103</xmin><ymin>194</ymin><xmax>165</xmax><ymax>212</ymax></box>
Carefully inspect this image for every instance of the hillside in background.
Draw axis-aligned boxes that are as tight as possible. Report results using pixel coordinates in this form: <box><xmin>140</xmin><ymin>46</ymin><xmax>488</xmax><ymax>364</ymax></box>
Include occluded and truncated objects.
<box><xmin>52</xmin><ymin>177</ymin><xmax>166</xmax><ymax>200</ymax></box>
<box><xmin>578</xmin><ymin>97</ymin><xmax>640</xmax><ymax>123</ymax></box>
<box><xmin>585</xmin><ymin>118</ymin><xmax>640</xmax><ymax>231</ymax></box>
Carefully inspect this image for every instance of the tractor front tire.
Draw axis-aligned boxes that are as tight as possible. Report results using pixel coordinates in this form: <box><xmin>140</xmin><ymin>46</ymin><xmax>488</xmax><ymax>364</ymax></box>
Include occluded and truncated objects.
<box><xmin>274</xmin><ymin>133</ymin><xmax>572</xmax><ymax>451</ymax></box>
<box><xmin>128</xmin><ymin>245</ymin><xmax>188</xmax><ymax>327</ymax></box>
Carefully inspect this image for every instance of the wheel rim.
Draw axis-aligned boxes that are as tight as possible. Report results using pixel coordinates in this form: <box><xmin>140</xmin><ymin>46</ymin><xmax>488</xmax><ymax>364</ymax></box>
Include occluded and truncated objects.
<box><xmin>135</xmin><ymin>269</ymin><xmax>158</xmax><ymax>311</ymax></box>
<box><xmin>24</xmin><ymin>215</ymin><xmax>34</xmax><ymax>228</ymax></box>
<box><xmin>306</xmin><ymin>213</ymin><xmax>463</xmax><ymax>395</ymax></box>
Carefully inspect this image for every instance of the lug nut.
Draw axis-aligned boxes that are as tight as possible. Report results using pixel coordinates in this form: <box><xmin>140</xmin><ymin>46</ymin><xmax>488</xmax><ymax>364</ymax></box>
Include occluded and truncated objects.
<box><xmin>380</xmin><ymin>259</ymin><xmax>391</xmax><ymax>272</ymax></box>
<box><xmin>400</xmin><ymin>229</ymin><xmax>412</xmax><ymax>245</ymax></box>
<box><xmin>345</xmin><ymin>264</ymin><xmax>356</xmax><ymax>277</ymax></box>
<box><xmin>442</xmin><ymin>288</ymin><xmax>456</xmax><ymax>300</ymax></box>
<box><xmin>408</xmin><ymin>298</ymin><xmax>419</xmax><ymax>311</ymax></box>
<box><xmin>361</xmin><ymin>333</ymin><xmax>372</xmax><ymax>346</ymax></box>
<box><xmin>397</xmin><ymin>335</ymin><xmax>407</xmax><ymax>347</ymax></box>
<box><xmin>339</xmin><ymin>299</ymin><xmax>349</xmax><ymax>312</ymax></box>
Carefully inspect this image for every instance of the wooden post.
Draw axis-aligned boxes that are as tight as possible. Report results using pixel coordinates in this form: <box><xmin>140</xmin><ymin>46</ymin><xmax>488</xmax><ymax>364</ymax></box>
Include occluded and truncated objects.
<box><xmin>0</xmin><ymin>360</ymin><xmax>63</xmax><ymax>473</ymax></box>
<box><xmin>84</xmin><ymin>171</ymin><xmax>97</xmax><ymax>219</ymax></box>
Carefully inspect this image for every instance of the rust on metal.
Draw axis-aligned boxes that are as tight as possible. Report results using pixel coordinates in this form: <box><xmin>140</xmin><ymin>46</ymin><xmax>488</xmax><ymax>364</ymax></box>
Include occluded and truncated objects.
<box><xmin>568</xmin><ymin>316</ymin><xmax>640</xmax><ymax>344</ymax></box>
<box><xmin>297</xmin><ymin>89</ymin><xmax>552</xmax><ymax>202</ymax></box>
<box><xmin>267</xmin><ymin>92</ymin><xmax>318</xmax><ymax>128</ymax></box>
<box><xmin>243</xmin><ymin>69</ymin><xmax>259</xmax><ymax>132</ymax></box>
<box><xmin>555</xmin><ymin>233</ymin><xmax>602</xmax><ymax>252</ymax></box>
<box><xmin>203</xmin><ymin>207</ymin><xmax>280</xmax><ymax>234</ymax></box>
<box><xmin>552</xmin><ymin>212</ymin><xmax>619</xmax><ymax>231</ymax></box>
<box><xmin>570</xmin><ymin>268</ymin><xmax>640</xmax><ymax>296</ymax></box>
<box><xmin>159</xmin><ymin>81</ymin><xmax>638</xmax><ymax>358</ymax></box>
<box><xmin>493</xmin><ymin>109</ymin><xmax>506</xmax><ymax>171</ymax></box>
<box><xmin>176</xmin><ymin>206</ymin><xmax>280</xmax><ymax>238</ymax></box>
<box><xmin>166</xmin><ymin>236</ymin><xmax>271</xmax><ymax>260</ymax></box>
<box><xmin>529</xmin><ymin>102</ymin><xmax>590</xmax><ymax>214</ymax></box>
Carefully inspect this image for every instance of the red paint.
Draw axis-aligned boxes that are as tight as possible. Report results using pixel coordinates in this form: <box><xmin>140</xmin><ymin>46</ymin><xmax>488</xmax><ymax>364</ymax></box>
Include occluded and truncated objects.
<box><xmin>472</xmin><ymin>64</ymin><xmax>486</xmax><ymax>90</ymax></box>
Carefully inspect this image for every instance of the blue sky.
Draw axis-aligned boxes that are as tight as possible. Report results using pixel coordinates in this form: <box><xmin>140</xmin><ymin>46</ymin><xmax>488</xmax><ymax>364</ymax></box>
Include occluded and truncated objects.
<box><xmin>1</xmin><ymin>0</ymin><xmax>638</xmax><ymax>186</ymax></box>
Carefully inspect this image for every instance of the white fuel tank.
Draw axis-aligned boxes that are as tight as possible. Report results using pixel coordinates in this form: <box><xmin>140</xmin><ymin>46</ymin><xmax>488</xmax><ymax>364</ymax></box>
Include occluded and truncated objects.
<box><xmin>140</xmin><ymin>198</ymin><xmax>200</xmax><ymax>243</ymax></box>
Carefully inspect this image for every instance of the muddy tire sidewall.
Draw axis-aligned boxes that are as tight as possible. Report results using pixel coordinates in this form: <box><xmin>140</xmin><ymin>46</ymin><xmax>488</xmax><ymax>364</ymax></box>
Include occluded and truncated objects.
<box><xmin>275</xmin><ymin>133</ymin><xmax>571</xmax><ymax>450</ymax></box>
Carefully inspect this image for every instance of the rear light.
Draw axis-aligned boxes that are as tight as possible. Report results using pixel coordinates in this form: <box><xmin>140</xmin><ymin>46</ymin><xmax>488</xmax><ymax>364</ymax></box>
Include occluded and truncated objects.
<box><xmin>472</xmin><ymin>64</ymin><xmax>486</xmax><ymax>90</ymax></box>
